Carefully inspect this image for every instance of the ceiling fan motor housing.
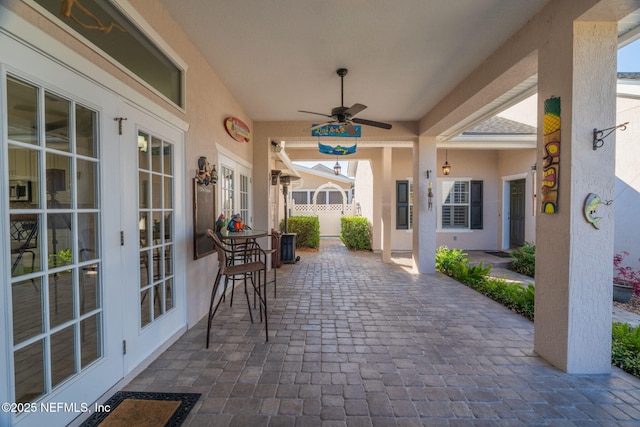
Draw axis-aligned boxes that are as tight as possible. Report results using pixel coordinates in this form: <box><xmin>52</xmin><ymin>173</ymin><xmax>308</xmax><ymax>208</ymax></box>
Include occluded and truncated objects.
<box><xmin>331</xmin><ymin>106</ymin><xmax>350</xmax><ymax>122</ymax></box>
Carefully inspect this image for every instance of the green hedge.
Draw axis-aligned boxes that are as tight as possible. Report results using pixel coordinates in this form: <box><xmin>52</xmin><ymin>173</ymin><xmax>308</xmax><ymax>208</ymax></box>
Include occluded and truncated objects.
<box><xmin>510</xmin><ymin>242</ymin><xmax>535</xmax><ymax>277</ymax></box>
<box><xmin>340</xmin><ymin>217</ymin><xmax>372</xmax><ymax>250</ymax></box>
<box><xmin>436</xmin><ymin>246</ymin><xmax>534</xmax><ymax>322</ymax></box>
<box><xmin>280</xmin><ymin>216</ymin><xmax>320</xmax><ymax>249</ymax></box>
<box><xmin>612</xmin><ymin>322</ymin><xmax>640</xmax><ymax>377</ymax></box>
<box><xmin>436</xmin><ymin>246</ymin><xmax>639</xmax><ymax>379</ymax></box>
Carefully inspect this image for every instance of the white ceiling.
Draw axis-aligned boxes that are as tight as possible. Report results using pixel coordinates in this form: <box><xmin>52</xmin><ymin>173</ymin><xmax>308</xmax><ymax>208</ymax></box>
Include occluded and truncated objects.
<box><xmin>158</xmin><ymin>0</ymin><xmax>555</xmax><ymax>124</ymax></box>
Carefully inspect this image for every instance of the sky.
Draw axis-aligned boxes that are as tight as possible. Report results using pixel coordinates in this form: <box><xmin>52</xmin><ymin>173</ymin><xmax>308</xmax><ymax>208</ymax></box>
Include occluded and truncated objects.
<box><xmin>618</xmin><ymin>38</ymin><xmax>640</xmax><ymax>72</ymax></box>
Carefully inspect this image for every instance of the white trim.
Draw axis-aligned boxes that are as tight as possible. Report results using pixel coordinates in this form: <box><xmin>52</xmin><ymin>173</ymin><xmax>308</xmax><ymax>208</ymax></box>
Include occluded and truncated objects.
<box><xmin>23</xmin><ymin>0</ymin><xmax>188</xmax><ymax>110</ymax></box>
<box><xmin>501</xmin><ymin>173</ymin><xmax>529</xmax><ymax>250</ymax></box>
<box><xmin>0</xmin><ymin>5</ymin><xmax>189</xmax><ymax>132</ymax></box>
<box><xmin>437</xmin><ymin>178</ymin><xmax>474</xmax><ymax>231</ymax></box>
<box><xmin>216</xmin><ymin>144</ymin><xmax>252</xmax><ymax>169</ymax></box>
<box><xmin>502</xmin><ymin>172</ymin><xmax>528</xmax><ymax>182</ymax></box>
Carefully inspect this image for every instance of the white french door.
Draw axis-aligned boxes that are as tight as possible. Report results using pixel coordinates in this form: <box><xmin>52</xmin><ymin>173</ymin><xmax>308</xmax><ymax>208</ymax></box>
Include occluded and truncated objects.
<box><xmin>1</xmin><ymin>33</ymin><xmax>185</xmax><ymax>427</ymax></box>
<box><xmin>120</xmin><ymin>104</ymin><xmax>186</xmax><ymax>372</ymax></box>
<box><xmin>1</xmin><ymin>37</ymin><xmax>124</xmax><ymax>427</ymax></box>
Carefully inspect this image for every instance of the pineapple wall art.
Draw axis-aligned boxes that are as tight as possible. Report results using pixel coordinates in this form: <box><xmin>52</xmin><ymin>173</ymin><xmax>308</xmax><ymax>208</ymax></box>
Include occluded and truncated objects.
<box><xmin>542</xmin><ymin>97</ymin><xmax>561</xmax><ymax>213</ymax></box>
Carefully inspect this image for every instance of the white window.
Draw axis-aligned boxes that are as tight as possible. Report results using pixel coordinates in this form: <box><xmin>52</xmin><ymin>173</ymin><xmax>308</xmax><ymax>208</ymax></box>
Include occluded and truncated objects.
<box><xmin>441</xmin><ymin>180</ymin><xmax>470</xmax><ymax>229</ymax></box>
<box><xmin>218</xmin><ymin>153</ymin><xmax>252</xmax><ymax>225</ymax></box>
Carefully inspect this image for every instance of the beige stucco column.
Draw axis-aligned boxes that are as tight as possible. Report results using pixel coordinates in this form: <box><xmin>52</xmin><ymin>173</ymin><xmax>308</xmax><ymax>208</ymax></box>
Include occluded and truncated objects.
<box><xmin>381</xmin><ymin>147</ymin><xmax>392</xmax><ymax>263</ymax></box>
<box><xmin>414</xmin><ymin>137</ymin><xmax>437</xmax><ymax>273</ymax></box>
<box><xmin>252</xmin><ymin>129</ymin><xmax>272</xmax><ymax>235</ymax></box>
<box><xmin>534</xmin><ymin>20</ymin><xmax>617</xmax><ymax>373</ymax></box>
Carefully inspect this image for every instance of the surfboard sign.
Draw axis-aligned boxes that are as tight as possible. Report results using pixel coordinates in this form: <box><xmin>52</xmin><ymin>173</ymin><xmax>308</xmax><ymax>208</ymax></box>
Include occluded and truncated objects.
<box><xmin>224</xmin><ymin>117</ymin><xmax>251</xmax><ymax>143</ymax></box>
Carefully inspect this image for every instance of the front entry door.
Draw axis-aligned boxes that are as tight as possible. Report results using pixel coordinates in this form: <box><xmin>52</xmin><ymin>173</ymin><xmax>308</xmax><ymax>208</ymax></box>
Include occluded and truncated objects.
<box><xmin>509</xmin><ymin>179</ymin><xmax>526</xmax><ymax>248</ymax></box>
<box><xmin>120</xmin><ymin>105</ymin><xmax>185</xmax><ymax>371</ymax></box>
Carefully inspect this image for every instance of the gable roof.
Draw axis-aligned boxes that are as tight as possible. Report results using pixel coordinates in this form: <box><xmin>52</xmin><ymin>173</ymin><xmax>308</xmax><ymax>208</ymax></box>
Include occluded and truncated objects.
<box><xmin>462</xmin><ymin>116</ymin><xmax>536</xmax><ymax>135</ymax></box>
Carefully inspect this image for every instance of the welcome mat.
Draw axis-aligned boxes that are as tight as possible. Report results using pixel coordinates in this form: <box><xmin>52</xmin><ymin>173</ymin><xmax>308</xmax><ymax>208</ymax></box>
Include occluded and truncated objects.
<box><xmin>484</xmin><ymin>251</ymin><xmax>513</xmax><ymax>258</ymax></box>
<box><xmin>80</xmin><ymin>391</ymin><xmax>200</xmax><ymax>427</ymax></box>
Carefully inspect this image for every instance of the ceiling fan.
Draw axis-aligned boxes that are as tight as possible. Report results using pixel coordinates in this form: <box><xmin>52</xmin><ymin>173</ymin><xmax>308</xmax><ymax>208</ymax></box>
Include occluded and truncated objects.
<box><xmin>299</xmin><ymin>68</ymin><xmax>392</xmax><ymax>136</ymax></box>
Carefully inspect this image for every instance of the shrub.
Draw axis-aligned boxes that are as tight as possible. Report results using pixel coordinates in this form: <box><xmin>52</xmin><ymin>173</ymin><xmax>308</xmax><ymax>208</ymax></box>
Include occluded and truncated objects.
<box><xmin>436</xmin><ymin>246</ymin><xmax>533</xmax><ymax>321</ymax></box>
<box><xmin>435</xmin><ymin>246</ymin><xmax>468</xmax><ymax>277</ymax></box>
<box><xmin>612</xmin><ymin>322</ymin><xmax>640</xmax><ymax>377</ymax></box>
<box><xmin>280</xmin><ymin>216</ymin><xmax>320</xmax><ymax>249</ymax></box>
<box><xmin>340</xmin><ymin>217</ymin><xmax>372</xmax><ymax>250</ymax></box>
<box><xmin>510</xmin><ymin>242</ymin><xmax>535</xmax><ymax>277</ymax></box>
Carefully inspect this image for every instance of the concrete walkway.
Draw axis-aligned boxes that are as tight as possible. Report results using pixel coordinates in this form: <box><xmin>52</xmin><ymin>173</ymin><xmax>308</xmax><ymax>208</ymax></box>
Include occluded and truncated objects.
<box><xmin>124</xmin><ymin>239</ymin><xmax>640</xmax><ymax>426</ymax></box>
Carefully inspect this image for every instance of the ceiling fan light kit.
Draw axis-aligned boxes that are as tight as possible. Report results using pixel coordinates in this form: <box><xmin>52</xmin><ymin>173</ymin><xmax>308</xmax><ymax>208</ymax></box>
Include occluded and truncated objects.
<box><xmin>299</xmin><ymin>68</ymin><xmax>392</xmax><ymax>136</ymax></box>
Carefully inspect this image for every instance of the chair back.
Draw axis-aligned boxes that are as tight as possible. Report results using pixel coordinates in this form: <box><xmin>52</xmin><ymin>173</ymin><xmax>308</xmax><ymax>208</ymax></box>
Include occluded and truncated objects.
<box><xmin>206</xmin><ymin>229</ymin><xmax>228</xmax><ymax>267</ymax></box>
<box><xmin>10</xmin><ymin>215</ymin><xmax>39</xmax><ymax>250</ymax></box>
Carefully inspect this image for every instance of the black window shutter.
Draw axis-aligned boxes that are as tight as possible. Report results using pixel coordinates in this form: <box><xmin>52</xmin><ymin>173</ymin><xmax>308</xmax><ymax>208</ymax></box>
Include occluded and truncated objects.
<box><xmin>396</xmin><ymin>180</ymin><xmax>409</xmax><ymax>229</ymax></box>
<box><xmin>470</xmin><ymin>180</ymin><xmax>483</xmax><ymax>229</ymax></box>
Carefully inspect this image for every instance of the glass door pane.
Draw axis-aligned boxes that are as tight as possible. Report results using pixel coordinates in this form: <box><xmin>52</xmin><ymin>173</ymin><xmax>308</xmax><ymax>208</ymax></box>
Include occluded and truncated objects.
<box><xmin>6</xmin><ymin>76</ymin><xmax>103</xmax><ymax>404</ymax></box>
<box><xmin>137</xmin><ymin>131</ymin><xmax>174</xmax><ymax>328</ymax></box>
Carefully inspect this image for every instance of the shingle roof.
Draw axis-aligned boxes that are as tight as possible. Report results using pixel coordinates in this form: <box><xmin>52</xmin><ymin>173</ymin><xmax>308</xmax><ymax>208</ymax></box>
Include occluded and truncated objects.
<box><xmin>463</xmin><ymin>116</ymin><xmax>536</xmax><ymax>135</ymax></box>
<box><xmin>618</xmin><ymin>72</ymin><xmax>640</xmax><ymax>80</ymax></box>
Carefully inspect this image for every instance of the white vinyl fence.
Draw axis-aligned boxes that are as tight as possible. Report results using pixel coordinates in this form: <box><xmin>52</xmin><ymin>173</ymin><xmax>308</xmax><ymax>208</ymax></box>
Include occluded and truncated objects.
<box><xmin>292</xmin><ymin>203</ymin><xmax>355</xmax><ymax>236</ymax></box>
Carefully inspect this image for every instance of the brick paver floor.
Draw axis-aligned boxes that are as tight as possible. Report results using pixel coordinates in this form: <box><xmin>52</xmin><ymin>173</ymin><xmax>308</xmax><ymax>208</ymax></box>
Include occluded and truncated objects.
<box><xmin>124</xmin><ymin>238</ymin><xmax>640</xmax><ymax>426</ymax></box>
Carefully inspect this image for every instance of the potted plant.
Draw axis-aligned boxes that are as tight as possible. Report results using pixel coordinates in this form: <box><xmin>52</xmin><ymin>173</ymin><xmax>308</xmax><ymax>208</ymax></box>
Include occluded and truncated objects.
<box><xmin>613</xmin><ymin>252</ymin><xmax>640</xmax><ymax>303</ymax></box>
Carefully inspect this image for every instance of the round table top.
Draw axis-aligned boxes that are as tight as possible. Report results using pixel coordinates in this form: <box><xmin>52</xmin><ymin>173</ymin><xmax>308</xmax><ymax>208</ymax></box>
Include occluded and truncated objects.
<box><xmin>219</xmin><ymin>228</ymin><xmax>268</xmax><ymax>240</ymax></box>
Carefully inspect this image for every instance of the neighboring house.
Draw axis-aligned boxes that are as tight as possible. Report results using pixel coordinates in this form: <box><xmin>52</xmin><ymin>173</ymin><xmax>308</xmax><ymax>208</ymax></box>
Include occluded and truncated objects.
<box><xmin>288</xmin><ymin>163</ymin><xmax>354</xmax><ymax>236</ymax></box>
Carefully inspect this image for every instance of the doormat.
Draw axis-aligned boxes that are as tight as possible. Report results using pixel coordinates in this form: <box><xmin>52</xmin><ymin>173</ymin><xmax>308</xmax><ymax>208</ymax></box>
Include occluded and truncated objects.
<box><xmin>484</xmin><ymin>251</ymin><xmax>512</xmax><ymax>258</ymax></box>
<box><xmin>80</xmin><ymin>391</ymin><xmax>200</xmax><ymax>427</ymax></box>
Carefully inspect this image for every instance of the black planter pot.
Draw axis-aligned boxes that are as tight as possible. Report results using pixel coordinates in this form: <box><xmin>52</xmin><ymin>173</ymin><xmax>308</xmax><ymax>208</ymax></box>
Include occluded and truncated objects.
<box><xmin>613</xmin><ymin>282</ymin><xmax>634</xmax><ymax>303</ymax></box>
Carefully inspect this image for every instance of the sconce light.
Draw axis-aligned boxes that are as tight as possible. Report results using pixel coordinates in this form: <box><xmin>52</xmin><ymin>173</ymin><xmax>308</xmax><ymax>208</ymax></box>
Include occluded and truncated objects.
<box><xmin>271</xmin><ymin>169</ymin><xmax>281</xmax><ymax>185</ymax></box>
<box><xmin>333</xmin><ymin>158</ymin><xmax>341</xmax><ymax>175</ymax></box>
<box><xmin>442</xmin><ymin>150</ymin><xmax>451</xmax><ymax>176</ymax></box>
<box><xmin>425</xmin><ymin>170</ymin><xmax>431</xmax><ymax>179</ymax></box>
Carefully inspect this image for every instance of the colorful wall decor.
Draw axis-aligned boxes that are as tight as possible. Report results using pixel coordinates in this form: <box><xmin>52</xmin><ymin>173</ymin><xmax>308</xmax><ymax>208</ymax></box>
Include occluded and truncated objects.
<box><xmin>224</xmin><ymin>117</ymin><xmax>251</xmax><ymax>142</ymax></box>
<box><xmin>312</xmin><ymin>124</ymin><xmax>361</xmax><ymax>137</ymax></box>
<box><xmin>318</xmin><ymin>142</ymin><xmax>357</xmax><ymax>156</ymax></box>
<box><xmin>541</xmin><ymin>97</ymin><xmax>561</xmax><ymax>214</ymax></box>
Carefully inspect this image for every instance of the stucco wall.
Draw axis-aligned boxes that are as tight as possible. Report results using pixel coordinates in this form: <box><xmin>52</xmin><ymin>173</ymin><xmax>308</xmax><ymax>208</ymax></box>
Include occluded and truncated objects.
<box><xmin>295</xmin><ymin>170</ymin><xmax>352</xmax><ymax>191</ymax></box>
<box><xmin>354</xmin><ymin>161</ymin><xmax>374</xmax><ymax>224</ymax></box>
<box><xmin>615</xmin><ymin>95</ymin><xmax>640</xmax><ymax>272</ymax></box>
<box><xmin>435</xmin><ymin>149</ymin><xmax>500</xmax><ymax>250</ymax></box>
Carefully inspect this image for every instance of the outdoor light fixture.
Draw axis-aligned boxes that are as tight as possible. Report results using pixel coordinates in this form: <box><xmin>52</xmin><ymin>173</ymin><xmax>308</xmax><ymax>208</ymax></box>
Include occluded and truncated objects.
<box><xmin>333</xmin><ymin>158</ymin><xmax>341</xmax><ymax>175</ymax></box>
<box><xmin>425</xmin><ymin>170</ymin><xmax>431</xmax><ymax>179</ymax></box>
<box><xmin>442</xmin><ymin>150</ymin><xmax>451</xmax><ymax>175</ymax></box>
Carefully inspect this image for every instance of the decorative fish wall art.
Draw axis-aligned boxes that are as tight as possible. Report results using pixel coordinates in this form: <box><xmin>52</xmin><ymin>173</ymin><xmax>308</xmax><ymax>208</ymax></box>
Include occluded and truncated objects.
<box><xmin>583</xmin><ymin>193</ymin><xmax>612</xmax><ymax>229</ymax></box>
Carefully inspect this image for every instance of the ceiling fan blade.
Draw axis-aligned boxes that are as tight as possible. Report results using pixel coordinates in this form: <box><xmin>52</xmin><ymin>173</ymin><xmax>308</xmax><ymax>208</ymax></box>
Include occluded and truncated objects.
<box><xmin>298</xmin><ymin>110</ymin><xmax>334</xmax><ymax>118</ymax></box>
<box><xmin>306</xmin><ymin>121</ymin><xmax>336</xmax><ymax>132</ymax></box>
<box><xmin>345</xmin><ymin>103</ymin><xmax>367</xmax><ymax>117</ymax></box>
<box><xmin>352</xmin><ymin>117</ymin><xmax>392</xmax><ymax>130</ymax></box>
<box><xmin>344</xmin><ymin>122</ymin><xmax>357</xmax><ymax>136</ymax></box>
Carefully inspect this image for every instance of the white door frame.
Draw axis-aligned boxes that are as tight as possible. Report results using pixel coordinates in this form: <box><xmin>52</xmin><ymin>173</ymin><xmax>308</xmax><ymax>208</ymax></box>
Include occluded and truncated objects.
<box><xmin>120</xmin><ymin>103</ymin><xmax>187</xmax><ymax>374</ymax></box>
<box><xmin>501</xmin><ymin>173</ymin><xmax>528</xmax><ymax>250</ymax></box>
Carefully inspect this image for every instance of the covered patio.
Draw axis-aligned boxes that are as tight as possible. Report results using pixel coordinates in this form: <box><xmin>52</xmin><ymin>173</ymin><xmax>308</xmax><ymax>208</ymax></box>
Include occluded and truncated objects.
<box><xmin>116</xmin><ymin>239</ymin><xmax>640</xmax><ymax>426</ymax></box>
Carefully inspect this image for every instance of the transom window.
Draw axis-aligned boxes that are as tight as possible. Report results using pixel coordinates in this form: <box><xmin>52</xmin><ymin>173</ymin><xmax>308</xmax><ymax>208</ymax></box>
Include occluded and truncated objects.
<box><xmin>32</xmin><ymin>0</ymin><xmax>184</xmax><ymax>106</ymax></box>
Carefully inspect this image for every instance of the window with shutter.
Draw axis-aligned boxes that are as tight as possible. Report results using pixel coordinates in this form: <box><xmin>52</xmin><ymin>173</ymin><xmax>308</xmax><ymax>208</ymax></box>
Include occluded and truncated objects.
<box><xmin>440</xmin><ymin>180</ymin><xmax>483</xmax><ymax>230</ymax></box>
